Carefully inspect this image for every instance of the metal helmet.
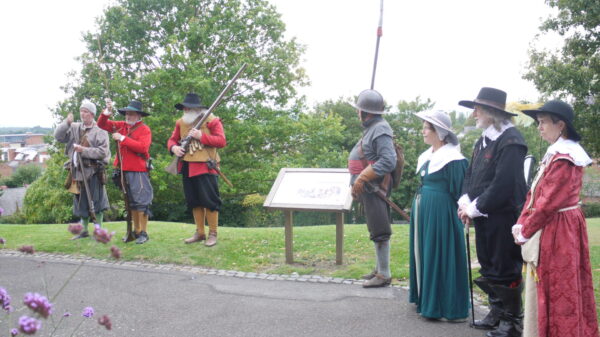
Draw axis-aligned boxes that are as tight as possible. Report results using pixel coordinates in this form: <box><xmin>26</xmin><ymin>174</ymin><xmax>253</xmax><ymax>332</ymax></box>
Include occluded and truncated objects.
<box><xmin>351</xmin><ymin>89</ymin><xmax>385</xmax><ymax>114</ymax></box>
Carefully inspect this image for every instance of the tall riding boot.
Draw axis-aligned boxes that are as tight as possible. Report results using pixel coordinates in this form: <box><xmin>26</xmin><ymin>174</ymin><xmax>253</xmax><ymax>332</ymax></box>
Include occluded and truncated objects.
<box><xmin>486</xmin><ymin>283</ymin><xmax>523</xmax><ymax>337</ymax></box>
<box><xmin>472</xmin><ymin>277</ymin><xmax>503</xmax><ymax>330</ymax></box>
<box><xmin>185</xmin><ymin>207</ymin><xmax>206</xmax><ymax>244</ymax></box>
<box><xmin>205</xmin><ymin>210</ymin><xmax>218</xmax><ymax>247</ymax></box>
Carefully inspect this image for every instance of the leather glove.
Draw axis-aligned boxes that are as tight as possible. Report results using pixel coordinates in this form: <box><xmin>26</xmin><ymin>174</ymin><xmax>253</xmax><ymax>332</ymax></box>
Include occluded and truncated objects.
<box><xmin>352</xmin><ymin>165</ymin><xmax>379</xmax><ymax>199</ymax></box>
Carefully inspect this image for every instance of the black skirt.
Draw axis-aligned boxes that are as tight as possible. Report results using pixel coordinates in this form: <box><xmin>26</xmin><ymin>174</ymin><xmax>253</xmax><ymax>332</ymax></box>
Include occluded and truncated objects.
<box><xmin>181</xmin><ymin>161</ymin><xmax>221</xmax><ymax>211</ymax></box>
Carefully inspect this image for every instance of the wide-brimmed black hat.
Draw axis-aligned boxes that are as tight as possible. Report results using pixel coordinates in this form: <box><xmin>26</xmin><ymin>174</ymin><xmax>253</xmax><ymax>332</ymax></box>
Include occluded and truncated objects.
<box><xmin>522</xmin><ymin>100</ymin><xmax>581</xmax><ymax>141</ymax></box>
<box><xmin>458</xmin><ymin>87</ymin><xmax>517</xmax><ymax>117</ymax></box>
<box><xmin>175</xmin><ymin>93</ymin><xmax>208</xmax><ymax>110</ymax></box>
<box><xmin>118</xmin><ymin>100</ymin><xmax>150</xmax><ymax>116</ymax></box>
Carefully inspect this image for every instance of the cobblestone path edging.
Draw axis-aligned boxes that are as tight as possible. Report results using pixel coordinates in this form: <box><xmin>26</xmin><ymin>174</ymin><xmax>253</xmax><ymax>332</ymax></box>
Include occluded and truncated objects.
<box><xmin>0</xmin><ymin>249</ymin><xmax>405</xmax><ymax>288</ymax></box>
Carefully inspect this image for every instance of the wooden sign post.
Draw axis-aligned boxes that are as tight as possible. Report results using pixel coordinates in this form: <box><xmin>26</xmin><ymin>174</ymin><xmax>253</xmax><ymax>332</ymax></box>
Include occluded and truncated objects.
<box><xmin>263</xmin><ymin>168</ymin><xmax>352</xmax><ymax>265</ymax></box>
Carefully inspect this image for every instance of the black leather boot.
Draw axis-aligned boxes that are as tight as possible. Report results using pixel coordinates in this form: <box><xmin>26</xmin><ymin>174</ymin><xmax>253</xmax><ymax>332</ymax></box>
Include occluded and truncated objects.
<box><xmin>472</xmin><ymin>277</ymin><xmax>502</xmax><ymax>330</ymax></box>
<box><xmin>486</xmin><ymin>283</ymin><xmax>523</xmax><ymax>337</ymax></box>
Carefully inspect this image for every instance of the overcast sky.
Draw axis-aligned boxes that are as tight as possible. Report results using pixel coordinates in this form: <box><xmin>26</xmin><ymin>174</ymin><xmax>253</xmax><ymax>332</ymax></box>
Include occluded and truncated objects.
<box><xmin>0</xmin><ymin>0</ymin><xmax>559</xmax><ymax>128</ymax></box>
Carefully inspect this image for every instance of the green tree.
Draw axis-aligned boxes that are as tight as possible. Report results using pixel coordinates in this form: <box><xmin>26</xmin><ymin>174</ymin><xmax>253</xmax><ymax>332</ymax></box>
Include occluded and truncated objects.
<box><xmin>314</xmin><ymin>97</ymin><xmax>363</xmax><ymax>152</ymax></box>
<box><xmin>26</xmin><ymin>0</ymin><xmax>361</xmax><ymax>224</ymax></box>
<box><xmin>524</xmin><ymin>0</ymin><xmax>600</xmax><ymax>156</ymax></box>
<box><xmin>385</xmin><ymin>97</ymin><xmax>435</xmax><ymax>218</ymax></box>
<box><xmin>23</xmin><ymin>154</ymin><xmax>72</xmax><ymax>224</ymax></box>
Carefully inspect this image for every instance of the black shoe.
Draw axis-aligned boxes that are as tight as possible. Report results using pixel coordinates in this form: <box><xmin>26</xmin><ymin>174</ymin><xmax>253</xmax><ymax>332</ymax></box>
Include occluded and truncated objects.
<box><xmin>71</xmin><ymin>231</ymin><xmax>89</xmax><ymax>240</ymax></box>
<box><xmin>136</xmin><ymin>231</ymin><xmax>149</xmax><ymax>244</ymax></box>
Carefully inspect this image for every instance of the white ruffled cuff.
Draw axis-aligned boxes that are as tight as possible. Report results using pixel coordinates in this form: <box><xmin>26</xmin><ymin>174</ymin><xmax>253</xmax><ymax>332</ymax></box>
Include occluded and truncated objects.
<box><xmin>511</xmin><ymin>224</ymin><xmax>528</xmax><ymax>243</ymax></box>
<box><xmin>466</xmin><ymin>198</ymin><xmax>487</xmax><ymax>218</ymax></box>
<box><xmin>458</xmin><ymin>194</ymin><xmax>471</xmax><ymax>208</ymax></box>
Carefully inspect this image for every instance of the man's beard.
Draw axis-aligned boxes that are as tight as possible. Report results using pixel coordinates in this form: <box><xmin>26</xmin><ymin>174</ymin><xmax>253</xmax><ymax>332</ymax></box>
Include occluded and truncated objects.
<box><xmin>182</xmin><ymin>110</ymin><xmax>203</xmax><ymax>125</ymax></box>
<box><xmin>475</xmin><ymin>118</ymin><xmax>490</xmax><ymax>129</ymax></box>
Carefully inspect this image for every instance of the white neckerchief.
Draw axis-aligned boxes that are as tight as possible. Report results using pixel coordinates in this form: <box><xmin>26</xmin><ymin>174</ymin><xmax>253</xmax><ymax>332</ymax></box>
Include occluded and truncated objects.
<box><xmin>481</xmin><ymin>122</ymin><xmax>513</xmax><ymax>148</ymax></box>
<box><xmin>542</xmin><ymin>137</ymin><xmax>592</xmax><ymax>167</ymax></box>
<box><xmin>416</xmin><ymin>143</ymin><xmax>465</xmax><ymax>175</ymax></box>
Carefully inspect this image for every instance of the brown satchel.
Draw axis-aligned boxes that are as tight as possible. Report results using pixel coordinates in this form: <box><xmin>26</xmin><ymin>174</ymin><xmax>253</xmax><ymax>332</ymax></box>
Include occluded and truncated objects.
<box><xmin>64</xmin><ymin>168</ymin><xmax>80</xmax><ymax>194</ymax></box>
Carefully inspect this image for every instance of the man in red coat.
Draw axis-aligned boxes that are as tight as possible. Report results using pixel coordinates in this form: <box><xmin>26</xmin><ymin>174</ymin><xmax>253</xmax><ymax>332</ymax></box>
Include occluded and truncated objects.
<box><xmin>168</xmin><ymin>93</ymin><xmax>226</xmax><ymax>247</ymax></box>
<box><xmin>98</xmin><ymin>99</ymin><xmax>154</xmax><ymax>244</ymax></box>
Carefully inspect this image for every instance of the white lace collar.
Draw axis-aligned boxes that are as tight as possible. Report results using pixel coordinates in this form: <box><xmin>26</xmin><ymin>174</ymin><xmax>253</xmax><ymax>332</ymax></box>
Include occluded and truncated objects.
<box><xmin>416</xmin><ymin>143</ymin><xmax>465</xmax><ymax>175</ymax></box>
<box><xmin>542</xmin><ymin>137</ymin><xmax>592</xmax><ymax>167</ymax></box>
<box><xmin>481</xmin><ymin>122</ymin><xmax>514</xmax><ymax>148</ymax></box>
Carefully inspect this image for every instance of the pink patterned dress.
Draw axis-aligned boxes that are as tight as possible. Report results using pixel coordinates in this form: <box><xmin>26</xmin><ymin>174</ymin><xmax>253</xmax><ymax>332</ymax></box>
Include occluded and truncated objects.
<box><xmin>518</xmin><ymin>153</ymin><xmax>599</xmax><ymax>337</ymax></box>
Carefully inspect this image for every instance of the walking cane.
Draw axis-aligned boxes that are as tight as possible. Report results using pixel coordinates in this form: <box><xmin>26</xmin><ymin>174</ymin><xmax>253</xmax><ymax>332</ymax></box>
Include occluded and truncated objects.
<box><xmin>465</xmin><ymin>223</ymin><xmax>475</xmax><ymax>326</ymax></box>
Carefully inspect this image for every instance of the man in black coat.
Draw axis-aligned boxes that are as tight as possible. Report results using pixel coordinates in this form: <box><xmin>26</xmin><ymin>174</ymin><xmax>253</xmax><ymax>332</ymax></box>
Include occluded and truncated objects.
<box><xmin>458</xmin><ymin>87</ymin><xmax>527</xmax><ymax>337</ymax></box>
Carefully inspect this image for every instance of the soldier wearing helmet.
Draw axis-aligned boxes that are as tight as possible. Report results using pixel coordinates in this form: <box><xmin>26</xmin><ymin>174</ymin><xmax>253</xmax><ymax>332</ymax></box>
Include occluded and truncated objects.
<box><xmin>348</xmin><ymin>89</ymin><xmax>397</xmax><ymax>288</ymax></box>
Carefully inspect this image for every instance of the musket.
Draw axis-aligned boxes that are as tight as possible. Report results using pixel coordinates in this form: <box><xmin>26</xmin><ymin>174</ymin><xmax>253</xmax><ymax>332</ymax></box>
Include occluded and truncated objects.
<box><xmin>75</xmin><ymin>150</ymin><xmax>97</xmax><ymax>224</ymax></box>
<box><xmin>110</xmin><ymin>112</ymin><xmax>136</xmax><ymax>243</ymax></box>
<box><xmin>165</xmin><ymin>63</ymin><xmax>247</xmax><ymax>176</ymax></box>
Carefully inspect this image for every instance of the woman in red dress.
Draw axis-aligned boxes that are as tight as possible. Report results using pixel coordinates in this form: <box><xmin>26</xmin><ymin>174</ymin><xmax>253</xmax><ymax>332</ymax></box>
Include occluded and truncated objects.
<box><xmin>512</xmin><ymin>100</ymin><xmax>598</xmax><ymax>337</ymax></box>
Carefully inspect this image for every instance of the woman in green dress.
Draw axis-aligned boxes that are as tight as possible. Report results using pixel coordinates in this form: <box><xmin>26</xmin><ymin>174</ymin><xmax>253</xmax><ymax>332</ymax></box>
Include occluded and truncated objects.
<box><xmin>409</xmin><ymin>110</ymin><xmax>470</xmax><ymax>321</ymax></box>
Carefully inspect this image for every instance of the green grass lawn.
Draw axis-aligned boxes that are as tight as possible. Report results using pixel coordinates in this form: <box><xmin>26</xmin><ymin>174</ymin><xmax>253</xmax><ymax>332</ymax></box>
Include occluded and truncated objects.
<box><xmin>1</xmin><ymin>218</ymin><xmax>599</xmax><ymax>317</ymax></box>
<box><xmin>0</xmin><ymin>221</ymin><xmax>411</xmax><ymax>281</ymax></box>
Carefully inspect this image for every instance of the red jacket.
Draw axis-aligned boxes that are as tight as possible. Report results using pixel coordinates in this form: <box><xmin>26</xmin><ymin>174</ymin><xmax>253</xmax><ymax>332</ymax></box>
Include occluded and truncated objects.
<box><xmin>167</xmin><ymin>118</ymin><xmax>226</xmax><ymax>177</ymax></box>
<box><xmin>97</xmin><ymin>113</ymin><xmax>152</xmax><ymax>172</ymax></box>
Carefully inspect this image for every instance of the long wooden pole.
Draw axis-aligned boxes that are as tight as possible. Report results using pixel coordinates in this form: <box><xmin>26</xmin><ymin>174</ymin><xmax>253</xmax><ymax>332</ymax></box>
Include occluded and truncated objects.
<box><xmin>370</xmin><ymin>0</ymin><xmax>384</xmax><ymax>89</ymax></box>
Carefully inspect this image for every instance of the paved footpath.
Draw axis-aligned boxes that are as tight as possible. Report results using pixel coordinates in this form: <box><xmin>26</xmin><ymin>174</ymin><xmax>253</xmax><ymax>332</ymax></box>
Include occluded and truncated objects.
<box><xmin>0</xmin><ymin>251</ymin><xmax>486</xmax><ymax>337</ymax></box>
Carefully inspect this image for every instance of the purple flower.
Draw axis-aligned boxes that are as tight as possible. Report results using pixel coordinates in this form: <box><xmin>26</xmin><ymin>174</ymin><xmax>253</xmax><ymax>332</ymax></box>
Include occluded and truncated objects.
<box><xmin>18</xmin><ymin>316</ymin><xmax>41</xmax><ymax>335</ymax></box>
<box><xmin>0</xmin><ymin>237</ymin><xmax>6</xmax><ymax>244</ymax></box>
<box><xmin>11</xmin><ymin>328</ymin><xmax>19</xmax><ymax>336</ymax></box>
<box><xmin>18</xmin><ymin>245</ymin><xmax>35</xmax><ymax>254</ymax></box>
<box><xmin>68</xmin><ymin>223</ymin><xmax>83</xmax><ymax>235</ymax></box>
<box><xmin>63</xmin><ymin>311</ymin><xmax>72</xmax><ymax>317</ymax></box>
<box><xmin>23</xmin><ymin>292</ymin><xmax>53</xmax><ymax>318</ymax></box>
<box><xmin>110</xmin><ymin>246</ymin><xmax>121</xmax><ymax>259</ymax></box>
<box><xmin>98</xmin><ymin>314</ymin><xmax>112</xmax><ymax>330</ymax></box>
<box><xmin>82</xmin><ymin>306</ymin><xmax>94</xmax><ymax>318</ymax></box>
<box><xmin>93</xmin><ymin>225</ymin><xmax>114</xmax><ymax>244</ymax></box>
<box><xmin>0</xmin><ymin>287</ymin><xmax>11</xmax><ymax>311</ymax></box>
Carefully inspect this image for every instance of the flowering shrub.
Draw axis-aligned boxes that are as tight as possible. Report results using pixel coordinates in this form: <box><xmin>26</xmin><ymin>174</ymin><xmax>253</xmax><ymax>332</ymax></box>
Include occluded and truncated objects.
<box><xmin>0</xmin><ymin>287</ymin><xmax>12</xmax><ymax>311</ymax></box>
<box><xmin>1</xmin><ymin>286</ymin><xmax>112</xmax><ymax>335</ymax></box>
<box><xmin>82</xmin><ymin>307</ymin><xmax>94</xmax><ymax>318</ymax></box>
<box><xmin>18</xmin><ymin>315</ymin><xmax>42</xmax><ymax>335</ymax></box>
<box><xmin>67</xmin><ymin>223</ymin><xmax>83</xmax><ymax>235</ymax></box>
<box><xmin>23</xmin><ymin>293</ymin><xmax>52</xmax><ymax>319</ymax></box>
<box><xmin>110</xmin><ymin>246</ymin><xmax>121</xmax><ymax>259</ymax></box>
<box><xmin>92</xmin><ymin>225</ymin><xmax>114</xmax><ymax>244</ymax></box>
<box><xmin>18</xmin><ymin>246</ymin><xmax>35</xmax><ymax>254</ymax></box>
<box><xmin>98</xmin><ymin>315</ymin><xmax>112</xmax><ymax>330</ymax></box>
